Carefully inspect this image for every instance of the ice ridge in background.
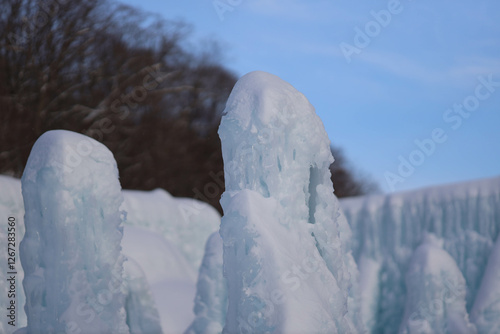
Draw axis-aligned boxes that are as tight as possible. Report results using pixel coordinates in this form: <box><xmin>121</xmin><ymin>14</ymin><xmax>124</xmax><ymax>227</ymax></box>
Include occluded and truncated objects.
<box><xmin>341</xmin><ymin>176</ymin><xmax>500</xmax><ymax>333</ymax></box>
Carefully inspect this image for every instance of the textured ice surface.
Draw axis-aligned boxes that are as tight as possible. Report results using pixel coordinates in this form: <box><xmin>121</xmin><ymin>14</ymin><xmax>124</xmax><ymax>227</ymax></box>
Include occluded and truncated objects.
<box><xmin>218</xmin><ymin>71</ymin><xmax>361</xmax><ymax>333</ymax></box>
<box><xmin>399</xmin><ymin>233</ymin><xmax>476</xmax><ymax>334</ymax></box>
<box><xmin>471</xmin><ymin>230</ymin><xmax>500</xmax><ymax>333</ymax></box>
<box><xmin>122</xmin><ymin>190</ymin><xmax>220</xmax><ymax>272</ymax></box>
<box><xmin>185</xmin><ymin>232</ymin><xmax>227</xmax><ymax>334</ymax></box>
<box><xmin>358</xmin><ymin>255</ymin><xmax>381</xmax><ymax>331</ymax></box>
<box><xmin>19</xmin><ymin>130</ymin><xmax>129</xmax><ymax>333</ymax></box>
<box><xmin>123</xmin><ymin>257</ymin><xmax>163</xmax><ymax>334</ymax></box>
<box><xmin>341</xmin><ymin>176</ymin><xmax>500</xmax><ymax>333</ymax></box>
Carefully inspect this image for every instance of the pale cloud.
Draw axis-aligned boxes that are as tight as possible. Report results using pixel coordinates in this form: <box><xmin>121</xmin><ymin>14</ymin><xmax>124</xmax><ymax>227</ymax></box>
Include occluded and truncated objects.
<box><xmin>355</xmin><ymin>50</ymin><xmax>500</xmax><ymax>88</ymax></box>
<box><xmin>245</xmin><ymin>0</ymin><xmax>360</xmax><ymax>24</ymax></box>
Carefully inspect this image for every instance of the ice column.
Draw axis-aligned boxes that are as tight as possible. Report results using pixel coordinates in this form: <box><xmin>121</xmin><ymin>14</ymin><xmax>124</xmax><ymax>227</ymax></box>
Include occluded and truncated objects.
<box><xmin>185</xmin><ymin>232</ymin><xmax>227</xmax><ymax>334</ymax></box>
<box><xmin>218</xmin><ymin>71</ymin><xmax>361</xmax><ymax>333</ymax></box>
<box><xmin>471</xmin><ymin>233</ymin><xmax>500</xmax><ymax>333</ymax></box>
<box><xmin>20</xmin><ymin>130</ymin><xmax>129</xmax><ymax>333</ymax></box>
<box><xmin>399</xmin><ymin>233</ymin><xmax>476</xmax><ymax>334</ymax></box>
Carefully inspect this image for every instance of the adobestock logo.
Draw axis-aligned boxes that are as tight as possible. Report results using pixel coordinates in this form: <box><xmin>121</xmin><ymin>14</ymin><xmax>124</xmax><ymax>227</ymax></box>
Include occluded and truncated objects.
<box><xmin>339</xmin><ymin>0</ymin><xmax>405</xmax><ymax>63</ymax></box>
<box><xmin>213</xmin><ymin>0</ymin><xmax>244</xmax><ymax>21</ymax></box>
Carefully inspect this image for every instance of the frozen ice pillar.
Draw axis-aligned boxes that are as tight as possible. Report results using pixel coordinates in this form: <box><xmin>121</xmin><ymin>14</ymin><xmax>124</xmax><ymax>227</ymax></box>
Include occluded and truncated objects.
<box><xmin>185</xmin><ymin>232</ymin><xmax>227</xmax><ymax>334</ymax></box>
<box><xmin>20</xmin><ymin>130</ymin><xmax>129</xmax><ymax>333</ymax></box>
<box><xmin>471</xmin><ymin>234</ymin><xmax>500</xmax><ymax>332</ymax></box>
<box><xmin>399</xmin><ymin>233</ymin><xmax>476</xmax><ymax>334</ymax></box>
<box><xmin>218</xmin><ymin>71</ymin><xmax>360</xmax><ymax>333</ymax></box>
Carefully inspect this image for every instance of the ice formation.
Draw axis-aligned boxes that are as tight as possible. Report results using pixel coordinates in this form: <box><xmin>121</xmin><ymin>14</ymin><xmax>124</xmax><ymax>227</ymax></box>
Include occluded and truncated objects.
<box><xmin>123</xmin><ymin>257</ymin><xmax>163</xmax><ymax>334</ymax></box>
<box><xmin>341</xmin><ymin>176</ymin><xmax>500</xmax><ymax>333</ymax></box>
<box><xmin>0</xmin><ymin>174</ymin><xmax>205</xmax><ymax>333</ymax></box>
<box><xmin>471</xmin><ymin>231</ymin><xmax>500</xmax><ymax>333</ymax></box>
<box><xmin>185</xmin><ymin>232</ymin><xmax>227</xmax><ymax>334</ymax></box>
<box><xmin>19</xmin><ymin>130</ymin><xmax>129</xmax><ymax>333</ymax></box>
<box><xmin>399</xmin><ymin>233</ymin><xmax>476</xmax><ymax>333</ymax></box>
<box><xmin>218</xmin><ymin>71</ymin><xmax>361</xmax><ymax>333</ymax></box>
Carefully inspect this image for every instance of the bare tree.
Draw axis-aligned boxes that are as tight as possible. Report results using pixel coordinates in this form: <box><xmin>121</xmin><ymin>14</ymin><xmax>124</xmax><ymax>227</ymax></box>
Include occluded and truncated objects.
<box><xmin>0</xmin><ymin>0</ymin><xmax>236</xmax><ymax>211</ymax></box>
<box><xmin>330</xmin><ymin>145</ymin><xmax>379</xmax><ymax>198</ymax></box>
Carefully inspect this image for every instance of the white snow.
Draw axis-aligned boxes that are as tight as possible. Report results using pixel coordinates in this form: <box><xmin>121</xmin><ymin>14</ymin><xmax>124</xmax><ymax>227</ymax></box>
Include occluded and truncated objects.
<box><xmin>220</xmin><ymin>189</ymin><xmax>353</xmax><ymax>333</ymax></box>
<box><xmin>20</xmin><ymin>130</ymin><xmax>129</xmax><ymax>333</ymax></box>
<box><xmin>122</xmin><ymin>189</ymin><xmax>220</xmax><ymax>272</ymax></box>
<box><xmin>122</xmin><ymin>225</ymin><xmax>196</xmax><ymax>333</ymax></box>
<box><xmin>218</xmin><ymin>71</ymin><xmax>362</xmax><ymax>333</ymax></box>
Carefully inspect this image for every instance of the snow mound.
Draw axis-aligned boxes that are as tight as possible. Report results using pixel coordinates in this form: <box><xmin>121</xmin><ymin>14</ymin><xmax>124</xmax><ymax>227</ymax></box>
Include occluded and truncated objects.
<box><xmin>122</xmin><ymin>225</ymin><xmax>196</xmax><ymax>333</ymax></box>
<box><xmin>122</xmin><ymin>190</ymin><xmax>220</xmax><ymax>272</ymax></box>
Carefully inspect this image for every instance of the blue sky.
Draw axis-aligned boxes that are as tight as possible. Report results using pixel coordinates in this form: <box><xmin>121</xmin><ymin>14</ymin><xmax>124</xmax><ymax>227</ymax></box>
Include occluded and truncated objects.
<box><xmin>120</xmin><ymin>0</ymin><xmax>500</xmax><ymax>193</ymax></box>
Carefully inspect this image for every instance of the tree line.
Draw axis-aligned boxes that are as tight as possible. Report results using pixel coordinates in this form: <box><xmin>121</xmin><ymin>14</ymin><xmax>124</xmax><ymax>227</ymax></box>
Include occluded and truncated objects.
<box><xmin>0</xmin><ymin>0</ymin><xmax>376</xmax><ymax>212</ymax></box>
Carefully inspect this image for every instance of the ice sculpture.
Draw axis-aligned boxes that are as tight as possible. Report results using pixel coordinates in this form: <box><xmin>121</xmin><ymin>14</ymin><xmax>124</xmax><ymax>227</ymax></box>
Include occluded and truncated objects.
<box><xmin>399</xmin><ymin>233</ymin><xmax>476</xmax><ymax>333</ymax></box>
<box><xmin>185</xmin><ymin>232</ymin><xmax>227</xmax><ymax>334</ymax></box>
<box><xmin>218</xmin><ymin>71</ymin><xmax>361</xmax><ymax>333</ymax></box>
<box><xmin>19</xmin><ymin>130</ymin><xmax>129</xmax><ymax>333</ymax></box>
<box><xmin>1</xmin><ymin>175</ymin><xmax>201</xmax><ymax>333</ymax></box>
